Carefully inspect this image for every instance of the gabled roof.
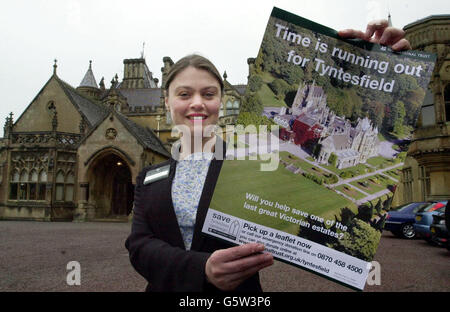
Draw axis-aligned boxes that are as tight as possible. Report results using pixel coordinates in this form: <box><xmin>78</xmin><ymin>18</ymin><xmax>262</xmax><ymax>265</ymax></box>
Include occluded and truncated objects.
<box><xmin>233</xmin><ymin>85</ymin><xmax>247</xmax><ymax>95</ymax></box>
<box><xmin>78</xmin><ymin>109</ymin><xmax>170</xmax><ymax>158</ymax></box>
<box><xmin>114</xmin><ymin>112</ymin><xmax>170</xmax><ymax>157</ymax></box>
<box><xmin>13</xmin><ymin>74</ymin><xmax>108</xmax><ymax>129</ymax></box>
<box><xmin>56</xmin><ymin>77</ymin><xmax>109</xmax><ymax>127</ymax></box>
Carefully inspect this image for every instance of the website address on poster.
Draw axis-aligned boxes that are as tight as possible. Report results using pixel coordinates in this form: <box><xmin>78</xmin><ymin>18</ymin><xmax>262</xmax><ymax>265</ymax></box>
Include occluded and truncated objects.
<box><xmin>202</xmin><ymin>209</ymin><xmax>370</xmax><ymax>290</ymax></box>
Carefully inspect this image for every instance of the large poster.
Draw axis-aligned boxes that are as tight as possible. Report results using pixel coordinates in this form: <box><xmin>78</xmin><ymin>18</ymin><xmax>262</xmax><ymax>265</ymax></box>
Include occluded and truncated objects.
<box><xmin>202</xmin><ymin>7</ymin><xmax>435</xmax><ymax>290</ymax></box>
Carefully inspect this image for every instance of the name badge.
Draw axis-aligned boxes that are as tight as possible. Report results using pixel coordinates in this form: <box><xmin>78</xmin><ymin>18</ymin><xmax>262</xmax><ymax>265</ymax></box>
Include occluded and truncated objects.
<box><xmin>144</xmin><ymin>165</ymin><xmax>170</xmax><ymax>185</ymax></box>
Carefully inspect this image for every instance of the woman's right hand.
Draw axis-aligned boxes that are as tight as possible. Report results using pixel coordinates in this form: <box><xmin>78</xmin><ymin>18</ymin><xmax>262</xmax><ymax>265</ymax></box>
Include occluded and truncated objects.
<box><xmin>205</xmin><ymin>243</ymin><xmax>274</xmax><ymax>291</ymax></box>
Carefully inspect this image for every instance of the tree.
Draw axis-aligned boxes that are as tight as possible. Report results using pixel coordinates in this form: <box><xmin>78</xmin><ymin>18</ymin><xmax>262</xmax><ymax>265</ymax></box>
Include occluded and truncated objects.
<box><xmin>375</xmin><ymin>199</ymin><xmax>383</xmax><ymax>216</ymax></box>
<box><xmin>236</xmin><ymin>112</ymin><xmax>275</xmax><ymax>129</ymax></box>
<box><xmin>268</xmin><ymin>79</ymin><xmax>290</xmax><ymax>101</ymax></box>
<box><xmin>248</xmin><ymin>75</ymin><xmax>263</xmax><ymax>93</ymax></box>
<box><xmin>367</xmin><ymin>100</ymin><xmax>385</xmax><ymax>129</ymax></box>
<box><xmin>356</xmin><ymin>203</ymin><xmax>374</xmax><ymax>223</ymax></box>
<box><xmin>312</xmin><ymin>143</ymin><xmax>322</xmax><ymax>158</ymax></box>
<box><xmin>383</xmin><ymin>196</ymin><xmax>393</xmax><ymax>212</ymax></box>
<box><xmin>328</xmin><ymin>153</ymin><xmax>338</xmax><ymax>167</ymax></box>
<box><xmin>392</xmin><ymin>100</ymin><xmax>406</xmax><ymax>137</ymax></box>
<box><xmin>241</xmin><ymin>92</ymin><xmax>263</xmax><ymax>115</ymax></box>
<box><xmin>339</xmin><ymin>207</ymin><xmax>356</xmax><ymax>227</ymax></box>
<box><xmin>333</xmin><ymin>219</ymin><xmax>382</xmax><ymax>261</ymax></box>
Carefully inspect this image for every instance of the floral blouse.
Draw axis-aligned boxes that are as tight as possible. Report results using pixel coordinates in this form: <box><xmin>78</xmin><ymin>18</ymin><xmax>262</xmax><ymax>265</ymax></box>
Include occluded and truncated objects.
<box><xmin>171</xmin><ymin>152</ymin><xmax>213</xmax><ymax>250</ymax></box>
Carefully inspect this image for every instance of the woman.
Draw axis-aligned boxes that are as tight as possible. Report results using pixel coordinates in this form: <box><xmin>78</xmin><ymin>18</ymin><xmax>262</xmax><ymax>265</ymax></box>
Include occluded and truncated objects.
<box><xmin>125</xmin><ymin>20</ymin><xmax>410</xmax><ymax>292</ymax></box>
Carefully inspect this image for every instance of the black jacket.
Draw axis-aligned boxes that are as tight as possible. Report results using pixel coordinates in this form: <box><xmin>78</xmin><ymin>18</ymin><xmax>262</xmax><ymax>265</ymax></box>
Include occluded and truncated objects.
<box><xmin>125</xmin><ymin>151</ymin><xmax>262</xmax><ymax>292</ymax></box>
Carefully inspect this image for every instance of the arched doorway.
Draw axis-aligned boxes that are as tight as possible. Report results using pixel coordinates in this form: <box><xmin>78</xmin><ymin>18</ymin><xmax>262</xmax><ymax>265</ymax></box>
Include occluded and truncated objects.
<box><xmin>111</xmin><ymin>161</ymin><xmax>134</xmax><ymax>216</ymax></box>
<box><xmin>88</xmin><ymin>153</ymin><xmax>134</xmax><ymax>218</ymax></box>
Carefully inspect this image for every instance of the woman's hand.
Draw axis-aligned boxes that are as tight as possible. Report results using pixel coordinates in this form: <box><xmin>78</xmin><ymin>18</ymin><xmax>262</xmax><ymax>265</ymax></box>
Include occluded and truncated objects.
<box><xmin>205</xmin><ymin>243</ymin><xmax>273</xmax><ymax>291</ymax></box>
<box><xmin>338</xmin><ymin>19</ymin><xmax>411</xmax><ymax>51</ymax></box>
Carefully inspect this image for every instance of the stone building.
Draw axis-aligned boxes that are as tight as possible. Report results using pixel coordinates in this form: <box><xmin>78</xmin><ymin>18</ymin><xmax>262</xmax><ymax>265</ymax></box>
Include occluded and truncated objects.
<box><xmin>394</xmin><ymin>15</ymin><xmax>450</xmax><ymax>205</ymax></box>
<box><xmin>0</xmin><ymin>56</ymin><xmax>245</xmax><ymax>221</ymax></box>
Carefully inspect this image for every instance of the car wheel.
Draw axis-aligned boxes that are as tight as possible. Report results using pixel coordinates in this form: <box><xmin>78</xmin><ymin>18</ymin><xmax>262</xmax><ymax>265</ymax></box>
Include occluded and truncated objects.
<box><xmin>401</xmin><ymin>224</ymin><xmax>416</xmax><ymax>239</ymax></box>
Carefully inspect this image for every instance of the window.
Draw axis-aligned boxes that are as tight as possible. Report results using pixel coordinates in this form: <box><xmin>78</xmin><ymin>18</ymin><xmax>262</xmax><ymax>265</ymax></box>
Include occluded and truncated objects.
<box><xmin>418</xmin><ymin>90</ymin><xmax>435</xmax><ymax>127</ymax></box>
<box><xmin>29</xmin><ymin>169</ymin><xmax>38</xmax><ymax>200</ymax></box>
<box><xmin>402</xmin><ymin>168</ymin><xmax>413</xmax><ymax>203</ymax></box>
<box><xmin>65</xmin><ymin>172</ymin><xmax>75</xmax><ymax>202</ymax></box>
<box><xmin>9</xmin><ymin>170</ymin><xmax>19</xmax><ymax>200</ymax></box>
<box><xmin>38</xmin><ymin>170</ymin><xmax>47</xmax><ymax>200</ymax></box>
<box><xmin>226</xmin><ymin>101</ymin><xmax>233</xmax><ymax>115</ymax></box>
<box><xmin>10</xmin><ymin>168</ymin><xmax>48</xmax><ymax>201</ymax></box>
<box><xmin>55</xmin><ymin>171</ymin><xmax>65</xmax><ymax>201</ymax></box>
<box><xmin>445</xmin><ymin>84</ymin><xmax>450</xmax><ymax>122</ymax></box>
<box><xmin>233</xmin><ymin>100</ymin><xmax>240</xmax><ymax>115</ymax></box>
<box><xmin>18</xmin><ymin>170</ymin><xmax>28</xmax><ymax>200</ymax></box>
<box><xmin>55</xmin><ymin>170</ymin><xmax>75</xmax><ymax>202</ymax></box>
<box><xmin>419</xmin><ymin>166</ymin><xmax>430</xmax><ymax>201</ymax></box>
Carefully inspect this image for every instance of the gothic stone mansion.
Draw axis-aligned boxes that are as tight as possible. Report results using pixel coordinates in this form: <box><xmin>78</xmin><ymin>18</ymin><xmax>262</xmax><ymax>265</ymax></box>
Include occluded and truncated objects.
<box><xmin>275</xmin><ymin>82</ymin><xmax>379</xmax><ymax>169</ymax></box>
<box><xmin>0</xmin><ymin>57</ymin><xmax>246</xmax><ymax>221</ymax></box>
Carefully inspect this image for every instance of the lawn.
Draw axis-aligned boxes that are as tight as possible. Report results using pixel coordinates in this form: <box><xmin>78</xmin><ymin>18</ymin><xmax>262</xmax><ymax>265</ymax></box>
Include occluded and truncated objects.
<box><xmin>258</xmin><ymin>83</ymin><xmax>287</xmax><ymax>108</ymax></box>
<box><xmin>350</xmin><ymin>174</ymin><xmax>395</xmax><ymax>195</ymax></box>
<box><xmin>335</xmin><ymin>184</ymin><xmax>366</xmax><ymax>200</ymax></box>
<box><xmin>279</xmin><ymin>152</ymin><xmax>336</xmax><ymax>182</ymax></box>
<box><xmin>384</xmin><ymin>169</ymin><xmax>401</xmax><ymax>180</ymax></box>
<box><xmin>210</xmin><ymin>157</ymin><xmax>353</xmax><ymax>236</ymax></box>
<box><xmin>366</xmin><ymin>156</ymin><xmax>395</xmax><ymax>169</ymax></box>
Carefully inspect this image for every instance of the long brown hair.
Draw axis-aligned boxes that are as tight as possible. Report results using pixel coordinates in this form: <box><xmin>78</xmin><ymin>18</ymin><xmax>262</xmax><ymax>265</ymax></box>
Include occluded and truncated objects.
<box><xmin>164</xmin><ymin>54</ymin><xmax>224</xmax><ymax>95</ymax></box>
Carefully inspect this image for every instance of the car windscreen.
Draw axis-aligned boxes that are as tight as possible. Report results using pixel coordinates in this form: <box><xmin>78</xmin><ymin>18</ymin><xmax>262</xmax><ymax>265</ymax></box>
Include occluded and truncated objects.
<box><xmin>417</xmin><ymin>202</ymin><xmax>438</xmax><ymax>213</ymax></box>
<box><xmin>412</xmin><ymin>203</ymin><xmax>432</xmax><ymax>213</ymax></box>
<box><xmin>395</xmin><ymin>202</ymin><xmax>425</xmax><ymax>213</ymax></box>
<box><xmin>426</xmin><ymin>202</ymin><xmax>447</xmax><ymax>212</ymax></box>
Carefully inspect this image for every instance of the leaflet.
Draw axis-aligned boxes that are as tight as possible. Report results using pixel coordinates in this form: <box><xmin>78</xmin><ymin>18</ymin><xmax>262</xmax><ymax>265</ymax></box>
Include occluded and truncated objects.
<box><xmin>202</xmin><ymin>7</ymin><xmax>436</xmax><ymax>290</ymax></box>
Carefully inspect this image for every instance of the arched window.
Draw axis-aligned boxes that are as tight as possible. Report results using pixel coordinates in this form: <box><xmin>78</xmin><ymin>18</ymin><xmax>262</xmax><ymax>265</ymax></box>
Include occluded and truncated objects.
<box><xmin>9</xmin><ymin>169</ymin><xmax>19</xmax><ymax>200</ymax></box>
<box><xmin>55</xmin><ymin>171</ymin><xmax>65</xmax><ymax>201</ymax></box>
<box><xmin>233</xmin><ymin>100</ymin><xmax>240</xmax><ymax>115</ymax></box>
<box><xmin>65</xmin><ymin>172</ymin><xmax>75</xmax><ymax>202</ymax></box>
<box><xmin>29</xmin><ymin>169</ymin><xmax>38</xmax><ymax>200</ymax></box>
<box><xmin>38</xmin><ymin>170</ymin><xmax>47</xmax><ymax>200</ymax></box>
<box><xmin>39</xmin><ymin>170</ymin><xmax>47</xmax><ymax>182</ymax></box>
<box><xmin>12</xmin><ymin>170</ymin><xmax>19</xmax><ymax>182</ymax></box>
<box><xmin>18</xmin><ymin>170</ymin><xmax>28</xmax><ymax>200</ymax></box>
<box><xmin>55</xmin><ymin>170</ymin><xmax>75</xmax><ymax>202</ymax></box>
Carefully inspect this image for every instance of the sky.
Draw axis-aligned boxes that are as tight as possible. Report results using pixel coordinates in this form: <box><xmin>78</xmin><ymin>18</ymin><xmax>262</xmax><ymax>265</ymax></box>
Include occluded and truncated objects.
<box><xmin>0</xmin><ymin>0</ymin><xmax>448</xmax><ymax>136</ymax></box>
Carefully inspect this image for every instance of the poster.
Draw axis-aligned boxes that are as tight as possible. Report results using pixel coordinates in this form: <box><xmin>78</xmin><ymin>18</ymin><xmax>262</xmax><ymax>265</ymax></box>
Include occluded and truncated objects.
<box><xmin>202</xmin><ymin>7</ymin><xmax>436</xmax><ymax>290</ymax></box>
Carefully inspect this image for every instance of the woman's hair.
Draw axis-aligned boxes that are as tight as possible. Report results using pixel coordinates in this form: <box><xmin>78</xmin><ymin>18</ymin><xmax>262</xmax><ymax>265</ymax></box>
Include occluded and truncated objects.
<box><xmin>164</xmin><ymin>54</ymin><xmax>224</xmax><ymax>95</ymax></box>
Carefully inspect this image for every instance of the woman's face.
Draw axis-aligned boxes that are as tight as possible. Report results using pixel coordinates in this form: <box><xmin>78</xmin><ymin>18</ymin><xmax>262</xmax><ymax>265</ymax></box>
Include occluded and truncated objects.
<box><xmin>165</xmin><ymin>66</ymin><xmax>221</xmax><ymax>136</ymax></box>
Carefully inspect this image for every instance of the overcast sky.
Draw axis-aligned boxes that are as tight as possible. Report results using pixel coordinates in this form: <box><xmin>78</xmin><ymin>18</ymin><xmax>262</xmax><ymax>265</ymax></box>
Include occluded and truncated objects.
<box><xmin>0</xmin><ymin>0</ymin><xmax>448</xmax><ymax>136</ymax></box>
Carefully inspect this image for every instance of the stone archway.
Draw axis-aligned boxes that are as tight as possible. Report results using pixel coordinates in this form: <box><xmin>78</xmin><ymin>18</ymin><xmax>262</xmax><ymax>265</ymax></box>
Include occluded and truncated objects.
<box><xmin>87</xmin><ymin>153</ymin><xmax>134</xmax><ymax>218</ymax></box>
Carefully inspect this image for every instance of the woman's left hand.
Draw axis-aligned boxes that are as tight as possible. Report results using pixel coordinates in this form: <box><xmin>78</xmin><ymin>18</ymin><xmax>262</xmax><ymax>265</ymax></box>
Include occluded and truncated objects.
<box><xmin>338</xmin><ymin>19</ymin><xmax>411</xmax><ymax>51</ymax></box>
